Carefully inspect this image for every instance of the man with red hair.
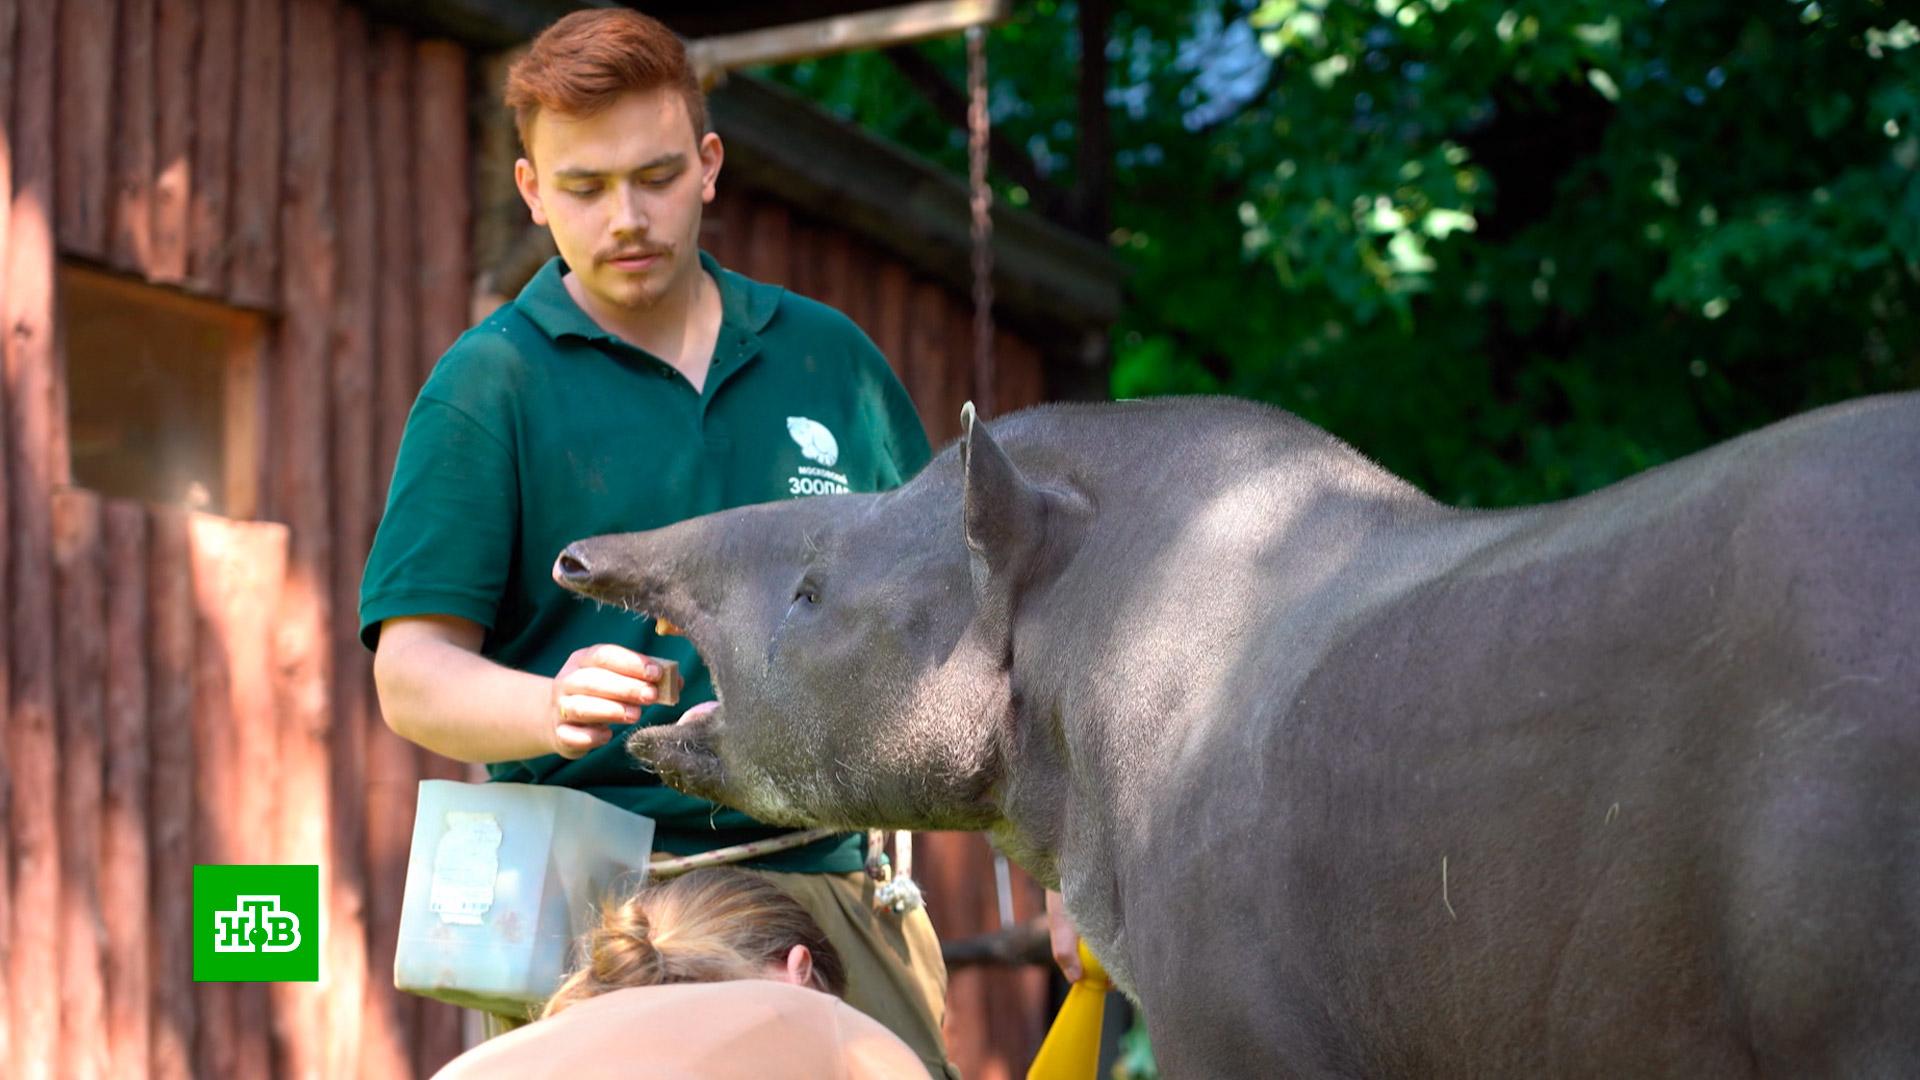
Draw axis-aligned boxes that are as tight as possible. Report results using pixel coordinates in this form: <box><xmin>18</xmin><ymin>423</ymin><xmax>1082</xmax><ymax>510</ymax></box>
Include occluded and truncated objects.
<box><xmin>360</xmin><ymin>10</ymin><xmax>954</xmax><ymax>1075</ymax></box>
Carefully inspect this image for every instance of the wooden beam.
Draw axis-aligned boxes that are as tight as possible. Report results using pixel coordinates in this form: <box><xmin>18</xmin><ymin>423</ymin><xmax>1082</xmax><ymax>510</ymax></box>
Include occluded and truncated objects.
<box><xmin>688</xmin><ymin>0</ymin><xmax>1011</xmax><ymax>81</ymax></box>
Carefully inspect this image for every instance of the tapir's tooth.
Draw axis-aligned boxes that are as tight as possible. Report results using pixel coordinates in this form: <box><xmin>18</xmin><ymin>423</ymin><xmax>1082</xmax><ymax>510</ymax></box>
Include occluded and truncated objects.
<box><xmin>656</xmin><ymin>617</ymin><xmax>683</xmax><ymax>637</ymax></box>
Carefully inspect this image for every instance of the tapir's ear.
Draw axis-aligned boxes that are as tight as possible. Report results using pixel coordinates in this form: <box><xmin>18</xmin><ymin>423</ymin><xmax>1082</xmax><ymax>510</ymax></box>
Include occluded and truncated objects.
<box><xmin>960</xmin><ymin>402</ymin><xmax>1047</xmax><ymax>596</ymax></box>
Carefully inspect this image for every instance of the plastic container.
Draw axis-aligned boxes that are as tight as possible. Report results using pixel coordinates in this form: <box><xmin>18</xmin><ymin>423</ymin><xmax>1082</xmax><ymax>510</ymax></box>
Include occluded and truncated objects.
<box><xmin>394</xmin><ymin>780</ymin><xmax>656</xmax><ymax>1015</ymax></box>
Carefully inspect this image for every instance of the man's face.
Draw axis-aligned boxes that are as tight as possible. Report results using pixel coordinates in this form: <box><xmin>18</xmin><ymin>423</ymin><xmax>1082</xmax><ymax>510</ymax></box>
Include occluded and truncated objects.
<box><xmin>514</xmin><ymin>88</ymin><xmax>722</xmax><ymax>312</ymax></box>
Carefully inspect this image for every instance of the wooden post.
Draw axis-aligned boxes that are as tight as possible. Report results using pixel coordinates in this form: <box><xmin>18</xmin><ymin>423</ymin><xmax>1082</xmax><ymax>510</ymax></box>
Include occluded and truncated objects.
<box><xmin>6</xmin><ymin>1</ymin><xmax>63</xmax><ymax>1074</ymax></box>
<box><xmin>270</xmin><ymin>5</ymin><xmax>337</xmax><ymax>1078</ymax></box>
<box><xmin>188</xmin><ymin>521</ymin><xmax>237</xmax><ymax>1080</ymax></box>
<box><xmin>101</xmin><ymin>500</ymin><xmax>152</xmax><ymax>1079</ymax></box>
<box><xmin>365</xmin><ymin>27</ymin><xmax>422</xmax><ymax>1076</ymax></box>
<box><xmin>0</xmin><ymin>0</ymin><xmax>18</xmax><ymax>1069</ymax></box>
<box><xmin>150</xmin><ymin>0</ymin><xmax>196</xmax><ymax>284</ymax></box>
<box><xmin>190</xmin><ymin>515</ymin><xmax>288</xmax><ymax>1080</ymax></box>
<box><xmin>187</xmin><ymin>0</ymin><xmax>238</xmax><ymax>296</ymax></box>
<box><xmin>411</xmin><ymin>54</ymin><xmax>483</xmax><ymax>1069</ymax></box>
<box><xmin>146</xmin><ymin>507</ymin><xmax>196</xmax><ymax>1080</ymax></box>
<box><xmin>326</xmin><ymin>10</ymin><xmax>376</xmax><ymax>1078</ymax></box>
<box><xmin>57</xmin><ymin>0</ymin><xmax>118</xmax><ymax>258</ymax></box>
<box><xmin>54</xmin><ymin>491</ymin><xmax>110</xmax><ymax>1080</ymax></box>
<box><xmin>228</xmin><ymin>0</ymin><xmax>283</xmax><ymax>309</ymax></box>
<box><xmin>110</xmin><ymin>0</ymin><xmax>156</xmax><ymax>273</ymax></box>
<box><xmin>414</xmin><ymin>39</ymin><xmax>471</xmax><ymax>382</ymax></box>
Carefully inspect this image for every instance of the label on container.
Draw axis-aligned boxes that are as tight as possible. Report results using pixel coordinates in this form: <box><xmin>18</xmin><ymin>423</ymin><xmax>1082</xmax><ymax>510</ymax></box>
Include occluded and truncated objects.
<box><xmin>429</xmin><ymin>811</ymin><xmax>502</xmax><ymax>925</ymax></box>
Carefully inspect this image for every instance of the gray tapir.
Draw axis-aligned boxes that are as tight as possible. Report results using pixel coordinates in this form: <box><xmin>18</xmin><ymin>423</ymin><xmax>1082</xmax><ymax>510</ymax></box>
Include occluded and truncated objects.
<box><xmin>554</xmin><ymin>393</ymin><xmax>1920</xmax><ymax>1077</ymax></box>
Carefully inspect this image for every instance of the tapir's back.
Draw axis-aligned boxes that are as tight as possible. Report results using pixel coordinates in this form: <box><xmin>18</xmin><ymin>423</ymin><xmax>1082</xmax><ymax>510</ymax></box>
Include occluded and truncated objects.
<box><xmin>1132</xmin><ymin>392</ymin><xmax>1920</xmax><ymax>1076</ymax></box>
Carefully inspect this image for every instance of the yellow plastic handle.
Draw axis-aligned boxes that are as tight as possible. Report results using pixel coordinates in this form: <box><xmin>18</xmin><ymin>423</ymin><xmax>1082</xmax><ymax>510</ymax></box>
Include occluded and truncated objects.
<box><xmin>1026</xmin><ymin>940</ymin><xmax>1112</xmax><ymax>1080</ymax></box>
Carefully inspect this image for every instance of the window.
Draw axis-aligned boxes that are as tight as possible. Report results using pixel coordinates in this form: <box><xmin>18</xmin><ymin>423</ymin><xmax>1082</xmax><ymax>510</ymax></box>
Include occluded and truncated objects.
<box><xmin>61</xmin><ymin>263</ymin><xmax>264</xmax><ymax>517</ymax></box>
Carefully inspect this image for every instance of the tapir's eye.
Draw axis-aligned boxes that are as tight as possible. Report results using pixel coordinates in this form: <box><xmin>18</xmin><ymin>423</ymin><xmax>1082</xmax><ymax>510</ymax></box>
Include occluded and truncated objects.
<box><xmin>791</xmin><ymin>584</ymin><xmax>820</xmax><ymax>608</ymax></box>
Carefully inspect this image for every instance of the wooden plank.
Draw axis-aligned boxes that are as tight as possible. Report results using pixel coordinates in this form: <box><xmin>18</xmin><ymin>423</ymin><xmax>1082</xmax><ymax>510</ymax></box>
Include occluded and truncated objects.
<box><xmin>818</xmin><ymin>229</ymin><xmax>855</xmax><ymax>324</ymax></box>
<box><xmin>190</xmin><ymin>515</ymin><xmax>288</xmax><ymax>1080</ymax></box>
<box><xmin>709</xmin><ymin>187</ymin><xmax>751</xmax><ymax>271</ymax></box>
<box><xmin>6</xmin><ymin>0</ymin><xmax>63</xmax><ymax>1074</ymax></box>
<box><xmin>687</xmin><ymin>0</ymin><xmax>1009</xmax><ymax>78</ymax></box>
<box><xmin>326</xmin><ymin>12</ymin><xmax>376</xmax><ymax>1079</ymax></box>
<box><xmin>907</xmin><ymin>280</ymin><xmax>954</xmax><ymax>439</ymax></box>
<box><xmin>53</xmin><ymin>491</ymin><xmax>110</xmax><ymax>1080</ymax></box>
<box><xmin>947</xmin><ymin>294</ymin><xmax>978</xmax><ymax>422</ymax></box>
<box><xmin>872</xmin><ymin>260</ymin><xmax>912</xmax><ymax>387</ymax></box>
<box><xmin>747</xmin><ymin>198</ymin><xmax>791</xmax><ymax>287</ymax></box>
<box><xmin>788</xmin><ymin>218</ymin><xmax>823</xmax><ymax>301</ymax></box>
<box><xmin>270</xmin><ymin>6</ymin><xmax>337</xmax><ymax>1079</ymax></box>
<box><xmin>0</xmin><ymin>0</ymin><xmax>17</xmax><ymax>1071</ymax></box>
<box><xmin>413</xmin><ymin>39</ymin><xmax>470</xmax><ymax>382</ymax></box>
<box><xmin>101</xmin><ymin>500</ymin><xmax>152</xmax><ymax>1079</ymax></box>
<box><xmin>189</xmin><ymin>516</ymin><xmax>238</xmax><ymax>1080</ymax></box>
<box><xmin>228</xmin><ymin>0</ymin><xmax>284</xmax><ymax>309</ymax></box>
<box><xmin>145</xmin><ymin>507</ymin><xmax>196</xmax><ymax>1080</ymax></box>
<box><xmin>995</xmin><ymin>329</ymin><xmax>1045</xmax><ymax>412</ymax></box>
<box><xmin>187</xmin><ymin>0</ymin><xmax>238</xmax><ymax>295</ymax></box>
<box><xmin>365</xmin><ymin>27</ymin><xmax>422</xmax><ymax>1078</ymax></box>
<box><xmin>149</xmin><ymin>0</ymin><xmax>195</xmax><ymax>283</ymax></box>
<box><xmin>57</xmin><ymin>0</ymin><xmax>119</xmax><ymax>257</ymax></box>
<box><xmin>110</xmin><ymin>0</ymin><xmax>156</xmax><ymax>272</ymax></box>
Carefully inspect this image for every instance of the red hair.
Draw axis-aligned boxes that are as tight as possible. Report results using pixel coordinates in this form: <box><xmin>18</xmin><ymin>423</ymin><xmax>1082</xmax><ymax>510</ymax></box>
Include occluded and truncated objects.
<box><xmin>504</xmin><ymin>9</ymin><xmax>707</xmax><ymax>156</ymax></box>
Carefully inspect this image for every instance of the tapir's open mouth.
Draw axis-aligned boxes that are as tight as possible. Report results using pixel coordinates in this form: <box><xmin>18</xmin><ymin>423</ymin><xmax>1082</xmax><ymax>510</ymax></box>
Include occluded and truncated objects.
<box><xmin>625</xmin><ymin>710</ymin><xmax>728</xmax><ymax>802</ymax></box>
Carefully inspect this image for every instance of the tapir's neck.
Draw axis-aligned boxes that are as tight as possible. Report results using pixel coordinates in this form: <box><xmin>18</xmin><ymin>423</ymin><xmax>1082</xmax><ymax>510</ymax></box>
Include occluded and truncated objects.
<box><xmin>985</xmin><ymin>417</ymin><xmax>1533</xmax><ymax>989</ymax></box>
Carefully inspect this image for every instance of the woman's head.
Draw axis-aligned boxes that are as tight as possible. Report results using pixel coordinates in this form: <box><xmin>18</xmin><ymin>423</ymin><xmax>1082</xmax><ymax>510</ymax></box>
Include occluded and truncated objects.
<box><xmin>543</xmin><ymin>868</ymin><xmax>846</xmax><ymax>1018</ymax></box>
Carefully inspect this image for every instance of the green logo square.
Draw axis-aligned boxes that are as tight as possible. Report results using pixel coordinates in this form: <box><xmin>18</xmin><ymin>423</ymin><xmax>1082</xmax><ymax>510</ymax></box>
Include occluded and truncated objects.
<box><xmin>193</xmin><ymin>865</ymin><xmax>319</xmax><ymax>982</ymax></box>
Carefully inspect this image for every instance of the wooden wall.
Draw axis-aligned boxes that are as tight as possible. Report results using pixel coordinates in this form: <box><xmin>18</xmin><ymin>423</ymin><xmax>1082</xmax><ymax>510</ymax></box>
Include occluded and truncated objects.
<box><xmin>1</xmin><ymin>3</ymin><xmax>1067</xmax><ymax>1078</ymax></box>
<box><xmin>2</xmin><ymin>1</ymin><xmax>473</xmax><ymax>1077</ymax></box>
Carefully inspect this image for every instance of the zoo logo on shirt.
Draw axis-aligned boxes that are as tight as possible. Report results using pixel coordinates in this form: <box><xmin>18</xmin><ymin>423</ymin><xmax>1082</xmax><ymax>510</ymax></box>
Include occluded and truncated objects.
<box><xmin>786</xmin><ymin>416</ymin><xmax>851</xmax><ymax>496</ymax></box>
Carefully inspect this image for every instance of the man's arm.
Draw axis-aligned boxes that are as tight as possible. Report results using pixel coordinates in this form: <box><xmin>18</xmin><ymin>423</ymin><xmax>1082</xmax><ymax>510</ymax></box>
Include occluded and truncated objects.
<box><xmin>372</xmin><ymin>614</ymin><xmax>672</xmax><ymax>765</ymax></box>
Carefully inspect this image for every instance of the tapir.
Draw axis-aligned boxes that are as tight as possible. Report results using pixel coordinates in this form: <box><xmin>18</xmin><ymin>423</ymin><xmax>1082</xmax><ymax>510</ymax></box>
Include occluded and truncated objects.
<box><xmin>554</xmin><ymin>393</ymin><xmax>1920</xmax><ymax>1077</ymax></box>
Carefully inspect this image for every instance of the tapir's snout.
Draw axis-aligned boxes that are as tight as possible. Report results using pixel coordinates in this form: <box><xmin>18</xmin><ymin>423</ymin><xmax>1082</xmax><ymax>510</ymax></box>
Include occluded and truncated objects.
<box><xmin>552</xmin><ymin>542</ymin><xmax>595</xmax><ymax>588</ymax></box>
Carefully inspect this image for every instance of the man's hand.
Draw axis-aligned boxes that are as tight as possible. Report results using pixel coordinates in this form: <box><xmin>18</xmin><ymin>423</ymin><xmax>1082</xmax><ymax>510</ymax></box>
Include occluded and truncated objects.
<box><xmin>548</xmin><ymin>643</ymin><xmax>681</xmax><ymax>758</ymax></box>
<box><xmin>1044</xmin><ymin>888</ymin><xmax>1084</xmax><ymax>982</ymax></box>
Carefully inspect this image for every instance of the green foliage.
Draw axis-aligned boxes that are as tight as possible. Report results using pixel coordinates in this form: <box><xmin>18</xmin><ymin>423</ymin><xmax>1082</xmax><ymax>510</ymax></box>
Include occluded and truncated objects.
<box><xmin>760</xmin><ymin>1</ymin><xmax>1920</xmax><ymax>507</ymax></box>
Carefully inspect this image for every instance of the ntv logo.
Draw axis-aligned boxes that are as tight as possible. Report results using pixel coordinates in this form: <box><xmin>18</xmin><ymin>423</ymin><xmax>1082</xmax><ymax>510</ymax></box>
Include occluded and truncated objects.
<box><xmin>194</xmin><ymin>864</ymin><xmax>319</xmax><ymax>981</ymax></box>
<box><xmin>213</xmin><ymin>894</ymin><xmax>302</xmax><ymax>953</ymax></box>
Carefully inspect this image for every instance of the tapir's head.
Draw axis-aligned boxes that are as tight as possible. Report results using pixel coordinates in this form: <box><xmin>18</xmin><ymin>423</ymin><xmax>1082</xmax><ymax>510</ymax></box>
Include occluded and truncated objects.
<box><xmin>552</xmin><ymin>404</ymin><xmax>1087</xmax><ymax>832</ymax></box>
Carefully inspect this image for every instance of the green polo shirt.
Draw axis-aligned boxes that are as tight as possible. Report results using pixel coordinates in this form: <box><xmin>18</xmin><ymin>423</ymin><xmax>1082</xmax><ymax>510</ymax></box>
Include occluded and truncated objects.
<box><xmin>360</xmin><ymin>253</ymin><xmax>932</xmax><ymax>873</ymax></box>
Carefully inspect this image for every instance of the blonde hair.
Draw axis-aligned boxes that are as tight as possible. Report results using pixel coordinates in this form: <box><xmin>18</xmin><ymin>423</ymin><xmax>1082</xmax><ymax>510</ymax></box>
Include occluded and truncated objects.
<box><xmin>543</xmin><ymin>868</ymin><xmax>846</xmax><ymax>1019</ymax></box>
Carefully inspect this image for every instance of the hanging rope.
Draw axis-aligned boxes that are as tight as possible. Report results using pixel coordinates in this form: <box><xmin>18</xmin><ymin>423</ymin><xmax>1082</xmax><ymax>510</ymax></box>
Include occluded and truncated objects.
<box><xmin>966</xmin><ymin>24</ymin><xmax>997</xmax><ymax>419</ymax></box>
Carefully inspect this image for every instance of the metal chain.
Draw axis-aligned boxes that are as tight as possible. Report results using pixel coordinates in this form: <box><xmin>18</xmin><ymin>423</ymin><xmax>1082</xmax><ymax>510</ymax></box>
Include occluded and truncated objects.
<box><xmin>967</xmin><ymin>24</ymin><xmax>997</xmax><ymax>419</ymax></box>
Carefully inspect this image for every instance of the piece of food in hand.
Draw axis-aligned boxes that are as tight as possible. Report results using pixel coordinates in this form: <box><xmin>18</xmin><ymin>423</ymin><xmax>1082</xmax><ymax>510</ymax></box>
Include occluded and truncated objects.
<box><xmin>654</xmin><ymin>660</ymin><xmax>682</xmax><ymax>707</ymax></box>
<box><xmin>655</xmin><ymin>617</ymin><xmax>683</xmax><ymax>637</ymax></box>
